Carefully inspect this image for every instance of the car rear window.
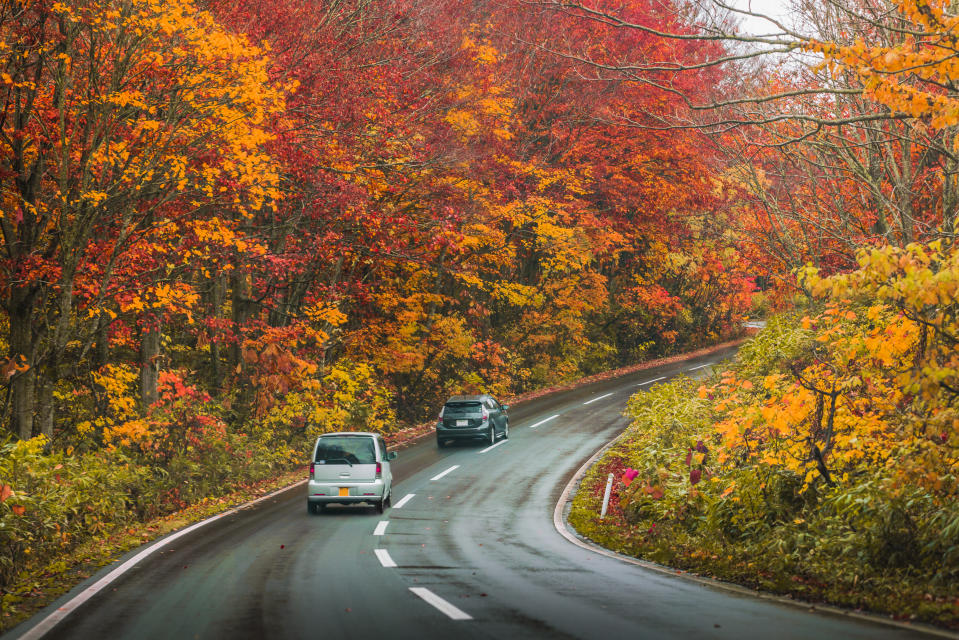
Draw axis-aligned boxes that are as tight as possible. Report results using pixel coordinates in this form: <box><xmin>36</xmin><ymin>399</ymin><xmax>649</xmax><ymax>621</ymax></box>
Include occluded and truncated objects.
<box><xmin>315</xmin><ymin>436</ymin><xmax>376</xmax><ymax>464</ymax></box>
<box><xmin>444</xmin><ymin>401</ymin><xmax>482</xmax><ymax>415</ymax></box>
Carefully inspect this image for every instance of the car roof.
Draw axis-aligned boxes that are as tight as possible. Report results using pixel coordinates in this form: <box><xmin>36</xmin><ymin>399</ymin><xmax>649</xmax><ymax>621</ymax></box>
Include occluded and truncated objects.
<box><xmin>317</xmin><ymin>431</ymin><xmax>378</xmax><ymax>437</ymax></box>
<box><xmin>445</xmin><ymin>395</ymin><xmax>487</xmax><ymax>403</ymax></box>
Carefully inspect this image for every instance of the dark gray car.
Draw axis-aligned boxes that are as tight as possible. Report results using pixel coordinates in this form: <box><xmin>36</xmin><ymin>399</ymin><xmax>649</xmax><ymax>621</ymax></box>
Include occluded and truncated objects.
<box><xmin>436</xmin><ymin>394</ymin><xmax>509</xmax><ymax>448</ymax></box>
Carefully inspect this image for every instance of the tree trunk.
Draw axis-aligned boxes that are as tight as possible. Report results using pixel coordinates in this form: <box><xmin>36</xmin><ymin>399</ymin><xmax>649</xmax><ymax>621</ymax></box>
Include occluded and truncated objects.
<box><xmin>942</xmin><ymin>131</ymin><xmax>959</xmax><ymax>236</ymax></box>
<box><xmin>210</xmin><ymin>274</ymin><xmax>226</xmax><ymax>392</ymax></box>
<box><xmin>37</xmin><ymin>274</ymin><xmax>79</xmax><ymax>437</ymax></box>
<box><xmin>139</xmin><ymin>313</ymin><xmax>162</xmax><ymax>407</ymax></box>
<box><xmin>37</xmin><ymin>377</ymin><xmax>55</xmax><ymax>438</ymax></box>
<box><xmin>230</xmin><ymin>271</ymin><xmax>253</xmax><ymax>374</ymax></box>
<box><xmin>95</xmin><ymin>312</ymin><xmax>110</xmax><ymax>369</ymax></box>
<box><xmin>8</xmin><ymin>288</ymin><xmax>39</xmax><ymax>440</ymax></box>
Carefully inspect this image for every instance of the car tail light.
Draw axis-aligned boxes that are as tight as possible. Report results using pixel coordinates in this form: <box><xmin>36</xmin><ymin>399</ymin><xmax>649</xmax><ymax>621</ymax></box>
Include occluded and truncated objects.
<box><xmin>438</xmin><ymin>407</ymin><xmax>445</xmax><ymax>419</ymax></box>
<box><xmin>375</xmin><ymin>462</ymin><xmax>382</xmax><ymax>479</ymax></box>
<box><xmin>309</xmin><ymin>463</ymin><xmax>315</xmax><ymax>479</ymax></box>
<box><xmin>482</xmin><ymin>408</ymin><xmax>489</xmax><ymax>420</ymax></box>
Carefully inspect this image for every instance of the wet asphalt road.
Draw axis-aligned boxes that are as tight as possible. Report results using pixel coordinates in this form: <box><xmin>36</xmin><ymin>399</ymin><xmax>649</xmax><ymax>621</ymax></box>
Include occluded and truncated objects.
<box><xmin>7</xmin><ymin>347</ymin><xmax>932</xmax><ymax>640</ymax></box>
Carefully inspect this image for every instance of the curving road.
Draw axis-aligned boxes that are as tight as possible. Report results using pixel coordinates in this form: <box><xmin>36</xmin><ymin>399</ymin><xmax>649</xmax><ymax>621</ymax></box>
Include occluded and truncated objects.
<box><xmin>7</xmin><ymin>347</ymin><xmax>934</xmax><ymax>640</ymax></box>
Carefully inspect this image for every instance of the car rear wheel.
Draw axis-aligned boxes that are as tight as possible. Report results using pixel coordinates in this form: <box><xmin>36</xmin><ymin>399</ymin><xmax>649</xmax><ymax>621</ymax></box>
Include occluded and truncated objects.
<box><xmin>375</xmin><ymin>497</ymin><xmax>385</xmax><ymax>514</ymax></box>
<box><xmin>308</xmin><ymin>502</ymin><xmax>319</xmax><ymax>515</ymax></box>
<box><xmin>503</xmin><ymin>421</ymin><xmax>509</xmax><ymax>440</ymax></box>
<box><xmin>437</xmin><ymin>436</ymin><xmax>446</xmax><ymax>449</ymax></box>
<box><xmin>488</xmin><ymin>426</ymin><xmax>496</xmax><ymax>445</ymax></box>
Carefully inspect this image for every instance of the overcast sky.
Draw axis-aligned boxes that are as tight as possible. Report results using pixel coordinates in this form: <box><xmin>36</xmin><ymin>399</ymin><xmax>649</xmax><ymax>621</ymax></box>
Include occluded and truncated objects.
<box><xmin>732</xmin><ymin>0</ymin><xmax>796</xmax><ymax>35</ymax></box>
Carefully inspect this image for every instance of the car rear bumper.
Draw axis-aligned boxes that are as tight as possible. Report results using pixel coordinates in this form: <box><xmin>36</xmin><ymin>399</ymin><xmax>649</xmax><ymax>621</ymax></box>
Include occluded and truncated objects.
<box><xmin>307</xmin><ymin>479</ymin><xmax>386</xmax><ymax>504</ymax></box>
<box><xmin>436</xmin><ymin>423</ymin><xmax>490</xmax><ymax>441</ymax></box>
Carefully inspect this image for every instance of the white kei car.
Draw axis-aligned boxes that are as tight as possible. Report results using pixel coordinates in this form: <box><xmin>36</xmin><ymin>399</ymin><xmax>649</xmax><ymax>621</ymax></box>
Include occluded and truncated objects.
<box><xmin>307</xmin><ymin>432</ymin><xmax>396</xmax><ymax>514</ymax></box>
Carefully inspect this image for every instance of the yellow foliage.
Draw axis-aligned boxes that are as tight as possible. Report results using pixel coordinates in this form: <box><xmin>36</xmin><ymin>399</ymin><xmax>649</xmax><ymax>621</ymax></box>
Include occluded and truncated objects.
<box><xmin>103</xmin><ymin>419</ymin><xmax>155</xmax><ymax>448</ymax></box>
<box><xmin>36</xmin><ymin>0</ymin><xmax>288</xmax><ymax>219</ymax></box>
<box><xmin>807</xmin><ymin>0</ymin><xmax>959</xmax><ymax>129</ymax></box>
<box><xmin>120</xmin><ymin>282</ymin><xmax>198</xmax><ymax>320</ymax></box>
<box><xmin>708</xmin><ymin>238</ymin><xmax>959</xmax><ymax>495</ymax></box>
<box><xmin>91</xmin><ymin>365</ymin><xmax>140</xmax><ymax>425</ymax></box>
<box><xmin>303</xmin><ymin>303</ymin><xmax>347</xmax><ymax>327</ymax></box>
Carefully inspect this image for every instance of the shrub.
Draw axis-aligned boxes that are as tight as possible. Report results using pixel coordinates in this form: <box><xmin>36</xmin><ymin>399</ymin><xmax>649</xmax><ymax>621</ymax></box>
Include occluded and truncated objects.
<box><xmin>0</xmin><ymin>437</ymin><xmax>152</xmax><ymax>591</ymax></box>
<box><xmin>574</xmin><ymin>259</ymin><xmax>959</xmax><ymax>625</ymax></box>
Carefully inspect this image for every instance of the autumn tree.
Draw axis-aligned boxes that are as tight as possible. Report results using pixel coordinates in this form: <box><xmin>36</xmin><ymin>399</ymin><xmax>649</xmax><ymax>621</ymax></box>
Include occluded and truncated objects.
<box><xmin>524</xmin><ymin>0</ymin><xmax>959</xmax><ymax>290</ymax></box>
<box><xmin>0</xmin><ymin>0</ymin><xmax>285</xmax><ymax>439</ymax></box>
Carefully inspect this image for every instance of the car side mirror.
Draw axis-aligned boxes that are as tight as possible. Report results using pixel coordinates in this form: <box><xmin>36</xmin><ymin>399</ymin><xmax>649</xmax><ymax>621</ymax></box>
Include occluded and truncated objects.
<box><xmin>387</xmin><ymin>451</ymin><xmax>398</xmax><ymax>460</ymax></box>
<box><xmin>502</xmin><ymin>404</ymin><xmax>510</xmax><ymax>411</ymax></box>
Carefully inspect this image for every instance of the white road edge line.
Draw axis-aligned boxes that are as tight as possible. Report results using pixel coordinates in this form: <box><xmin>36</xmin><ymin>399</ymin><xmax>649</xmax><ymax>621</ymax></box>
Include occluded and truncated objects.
<box><xmin>17</xmin><ymin>478</ymin><xmax>308</xmax><ymax>640</ymax></box>
<box><xmin>529</xmin><ymin>414</ymin><xmax>559</xmax><ymax>429</ymax></box>
<box><xmin>392</xmin><ymin>493</ymin><xmax>415</xmax><ymax>509</ymax></box>
<box><xmin>374</xmin><ymin>549</ymin><xmax>397</xmax><ymax>568</ymax></box>
<box><xmin>636</xmin><ymin>376</ymin><xmax>666</xmax><ymax>386</ymax></box>
<box><xmin>410</xmin><ymin>587</ymin><xmax>473</xmax><ymax>621</ymax></box>
<box><xmin>479</xmin><ymin>439</ymin><xmax>507</xmax><ymax>454</ymax></box>
<box><xmin>688</xmin><ymin>363</ymin><xmax>712</xmax><ymax>370</ymax></box>
<box><xmin>373</xmin><ymin>521</ymin><xmax>389</xmax><ymax>536</ymax></box>
<box><xmin>583</xmin><ymin>392</ymin><xmax>613</xmax><ymax>405</ymax></box>
<box><xmin>430</xmin><ymin>465</ymin><xmax>459</xmax><ymax>481</ymax></box>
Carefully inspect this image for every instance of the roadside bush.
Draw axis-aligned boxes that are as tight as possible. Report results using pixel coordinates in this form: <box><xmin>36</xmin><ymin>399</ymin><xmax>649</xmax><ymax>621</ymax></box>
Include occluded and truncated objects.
<box><xmin>574</xmin><ymin>243</ymin><xmax>959</xmax><ymax>626</ymax></box>
<box><xmin>573</xmin><ymin>364</ymin><xmax>959</xmax><ymax>624</ymax></box>
<box><xmin>700</xmin><ymin>465</ymin><xmax>807</xmax><ymax>542</ymax></box>
<box><xmin>0</xmin><ymin>437</ymin><xmax>152</xmax><ymax>591</ymax></box>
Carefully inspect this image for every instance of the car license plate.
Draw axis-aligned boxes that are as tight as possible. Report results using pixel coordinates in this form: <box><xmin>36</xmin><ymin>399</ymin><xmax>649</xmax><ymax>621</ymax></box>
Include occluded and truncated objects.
<box><xmin>339</xmin><ymin>487</ymin><xmax>349</xmax><ymax>497</ymax></box>
<box><xmin>456</xmin><ymin>419</ymin><xmax>468</xmax><ymax>426</ymax></box>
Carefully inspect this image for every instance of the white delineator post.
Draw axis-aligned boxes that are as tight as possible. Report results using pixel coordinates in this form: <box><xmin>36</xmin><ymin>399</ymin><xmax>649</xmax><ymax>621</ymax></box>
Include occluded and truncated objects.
<box><xmin>600</xmin><ymin>473</ymin><xmax>614</xmax><ymax>519</ymax></box>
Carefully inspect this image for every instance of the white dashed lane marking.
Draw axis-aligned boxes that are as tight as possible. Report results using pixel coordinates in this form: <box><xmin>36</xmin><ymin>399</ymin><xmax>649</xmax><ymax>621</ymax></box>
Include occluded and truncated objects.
<box><xmin>528</xmin><ymin>414</ymin><xmax>559</xmax><ymax>429</ymax></box>
<box><xmin>392</xmin><ymin>494</ymin><xmax>415</xmax><ymax>509</ymax></box>
<box><xmin>375</xmin><ymin>549</ymin><xmax>397</xmax><ymax>568</ymax></box>
<box><xmin>688</xmin><ymin>363</ymin><xmax>712</xmax><ymax>371</ymax></box>
<box><xmin>479</xmin><ymin>439</ymin><xmax>507</xmax><ymax>454</ymax></box>
<box><xmin>373</xmin><ymin>521</ymin><xmax>389</xmax><ymax>536</ymax></box>
<box><xmin>583</xmin><ymin>392</ymin><xmax>613</xmax><ymax>405</ymax></box>
<box><xmin>410</xmin><ymin>587</ymin><xmax>473</xmax><ymax>621</ymax></box>
<box><xmin>430</xmin><ymin>465</ymin><xmax>459</xmax><ymax>481</ymax></box>
<box><xmin>637</xmin><ymin>376</ymin><xmax>665</xmax><ymax>386</ymax></box>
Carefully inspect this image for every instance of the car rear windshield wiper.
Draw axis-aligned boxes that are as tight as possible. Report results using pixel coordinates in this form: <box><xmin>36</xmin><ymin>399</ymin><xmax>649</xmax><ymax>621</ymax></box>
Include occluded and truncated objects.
<box><xmin>319</xmin><ymin>457</ymin><xmax>353</xmax><ymax>466</ymax></box>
